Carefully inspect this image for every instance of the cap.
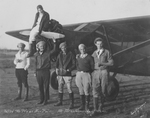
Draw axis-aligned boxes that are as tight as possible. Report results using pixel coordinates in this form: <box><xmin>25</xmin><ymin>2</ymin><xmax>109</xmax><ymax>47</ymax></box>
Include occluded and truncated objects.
<box><xmin>59</xmin><ymin>42</ymin><xmax>67</xmax><ymax>49</ymax></box>
<box><xmin>78</xmin><ymin>44</ymin><xmax>86</xmax><ymax>49</ymax></box>
<box><xmin>17</xmin><ymin>43</ymin><xmax>25</xmax><ymax>48</ymax></box>
<box><xmin>94</xmin><ymin>37</ymin><xmax>103</xmax><ymax>45</ymax></box>
<box><xmin>36</xmin><ymin>41</ymin><xmax>46</xmax><ymax>48</ymax></box>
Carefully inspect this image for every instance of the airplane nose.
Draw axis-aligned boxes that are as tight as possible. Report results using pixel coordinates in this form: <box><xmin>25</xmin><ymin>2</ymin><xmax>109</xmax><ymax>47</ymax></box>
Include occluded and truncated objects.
<box><xmin>19</xmin><ymin>30</ymin><xmax>31</xmax><ymax>36</ymax></box>
<box><xmin>41</xmin><ymin>31</ymin><xmax>65</xmax><ymax>40</ymax></box>
<box><xmin>59</xmin><ymin>34</ymin><xmax>65</xmax><ymax>38</ymax></box>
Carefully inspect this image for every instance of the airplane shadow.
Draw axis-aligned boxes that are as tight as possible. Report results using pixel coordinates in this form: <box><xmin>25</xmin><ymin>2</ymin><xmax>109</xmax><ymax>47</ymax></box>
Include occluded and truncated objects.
<box><xmin>12</xmin><ymin>76</ymin><xmax>149</xmax><ymax>116</ymax></box>
<box><xmin>105</xmin><ymin>80</ymin><xmax>150</xmax><ymax>114</ymax></box>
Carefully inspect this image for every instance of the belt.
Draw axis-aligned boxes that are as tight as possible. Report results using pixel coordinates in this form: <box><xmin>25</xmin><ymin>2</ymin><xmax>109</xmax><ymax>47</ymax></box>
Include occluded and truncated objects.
<box><xmin>79</xmin><ymin>71</ymin><xmax>89</xmax><ymax>73</ymax></box>
<box><xmin>94</xmin><ymin>68</ymin><xmax>107</xmax><ymax>71</ymax></box>
<box><xmin>36</xmin><ymin>68</ymin><xmax>50</xmax><ymax>71</ymax></box>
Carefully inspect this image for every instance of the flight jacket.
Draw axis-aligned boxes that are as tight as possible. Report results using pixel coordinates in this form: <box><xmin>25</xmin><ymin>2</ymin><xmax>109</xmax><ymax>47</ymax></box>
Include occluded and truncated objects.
<box><xmin>56</xmin><ymin>51</ymin><xmax>76</xmax><ymax>76</ymax></box>
<box><xmin>32</xmin><ymin>11</ymin><xmax>50</xmax><ymax>34</ymax></box>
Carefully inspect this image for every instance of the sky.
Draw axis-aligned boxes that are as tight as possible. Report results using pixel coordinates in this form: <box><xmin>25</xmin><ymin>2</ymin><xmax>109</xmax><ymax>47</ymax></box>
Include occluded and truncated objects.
<box><xmin>0</xmin><ymin>0</ymin><xmax>150</xmax><ymax>49</ymax></box>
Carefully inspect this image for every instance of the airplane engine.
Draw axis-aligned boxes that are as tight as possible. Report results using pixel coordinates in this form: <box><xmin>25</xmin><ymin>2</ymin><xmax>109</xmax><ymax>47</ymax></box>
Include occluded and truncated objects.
<box><xmin>30</xmin><ymin>19</ymin><xmax>66</xmax><ymax>62</ymax></box>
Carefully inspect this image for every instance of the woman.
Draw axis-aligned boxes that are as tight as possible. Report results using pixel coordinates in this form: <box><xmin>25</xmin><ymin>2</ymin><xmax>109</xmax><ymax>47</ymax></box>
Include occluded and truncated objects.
<box><xmin>28</xmin><ymin>5</ymin><xmax>65</xmax><ymax>57</ymax></box>
<box><xmin>14</xmin><ymin>43</ymin><xmax>30</xmax><ymax>101</ymax></box>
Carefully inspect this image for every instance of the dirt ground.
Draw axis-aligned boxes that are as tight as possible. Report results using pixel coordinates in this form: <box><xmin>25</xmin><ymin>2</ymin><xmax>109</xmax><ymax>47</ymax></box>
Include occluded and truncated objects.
<box><xmin>0</xmin><ymin>50</ymin><xmax>150</xmax><ymax>118</ymax></box>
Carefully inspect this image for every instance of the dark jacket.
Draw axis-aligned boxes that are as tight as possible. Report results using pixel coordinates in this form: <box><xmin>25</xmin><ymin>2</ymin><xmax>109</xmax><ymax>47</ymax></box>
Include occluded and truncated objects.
<box><xmin>35</xmin><ymin>51</ymin><xmax>51</xmax><ymax>70</ymax></box>
<box><xmin>32</xmin><ymin>11</ymin><xmax>50</xmax><ymax>34</ymax></box>
<box><xmin>56</xmin><ymin>51</ymin><xmax>76</xmax><ymax>76</ymax></box>
<box><xmin>35</xmin><ymin>43</ymin><xmax>56</xmax><ymax>71</ymax></box>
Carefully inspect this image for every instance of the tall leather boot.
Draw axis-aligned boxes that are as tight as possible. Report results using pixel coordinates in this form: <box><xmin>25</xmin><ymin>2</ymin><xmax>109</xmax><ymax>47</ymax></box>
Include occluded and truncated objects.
<box><xmin>23</xmin><ymin>86</ymin><xmax>29</xmax><ymax>101</ymax></box>
<box><xmin>47</xmin><ymin>90</ymin><xmax>49</xmax><ymax>100</ymax></box>
<box><xmin>32</xmin><ymin>41</ymin><xmax>36</xmax><ymax>53</ymax></box>
<box><xmin>43</xmin><ymin>98</ymin><xmax>48</xmax><ymax>105</ymax></box>
<box><xmin>91</xmin><ymin>97</ymin><xmax>99</xmax><ymax>116</ymax></box>
<box><xmin>27</xmin><ymin>41</ymin><xmax>36</xmax><ymax>57</ymax></box>
<box><xmin>85</xmin><ymin>95</ymin><xmax>90</xmax><ymax>111</ymax></box>
<box><xmin>54</xmin><ymin>93</ymin><xmax>63</xmax><ymax>106</ymax></box>
<box><xmin>78</xmin><ymin>95</ymin><xmax>85</xmax><ymax>111</ymax></box>
<box><xmin>98</xmin><ymin>96</ymin><xmax>105</xmax><ymax>112</ymax></box>
<box><xmin>14</xmin><ymin>86</ymin><xmax>22</xmax><ymax>100</ymax></box>
<box><xmin>69</xmin><ymin>92</ymin><xmax>74</xmax><ymax>109</ymax></box>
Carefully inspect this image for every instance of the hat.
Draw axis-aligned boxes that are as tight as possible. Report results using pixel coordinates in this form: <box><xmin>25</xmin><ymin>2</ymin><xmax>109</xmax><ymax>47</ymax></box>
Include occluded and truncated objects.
<box><xmin>36</xmin><ymin>41</ymin><xmax>46</xmax><ymax>48</ymax></box>
<box><xmin>37</xmin><ymin>5</ymin><xmax>43</xmax><ymax>10</ymax></box>
<box><xmin>17</xmin><ymin>43</ymin><xmax>25</xmax><ymax>48</ymax></box>
<box><xmin>59</xmin><ymin>42</ymin><xmax>67</xmax><ymax>49</ymax></box>
<box><xmin>78</xmin><ymin>44</ymin><xmax>86</xmax><ymax>49</ymax></box>
<box><xmin>104</xmin><ymin>76</ymin><xmax>119</xmax><ymax>101</ymax></box>
<box><xmin>50</xmin><ymin>70</ymin><xmax>58</xmax><ymax>90</ymax></box>
<box><xmin>94</xmin><ymin>37</ymin><xmax>103</xmax><ymax>45</ymax></box>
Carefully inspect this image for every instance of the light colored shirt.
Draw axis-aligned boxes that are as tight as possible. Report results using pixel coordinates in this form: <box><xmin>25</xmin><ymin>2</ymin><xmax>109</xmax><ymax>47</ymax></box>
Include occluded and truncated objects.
<box><xmin>36</xmin><ymin>13</ymin><xmax>43</xmax><ymax>25</ymax></box>
<box><xmin>92</xmin><ymin>49</ymin><xmax>113</xmax><ymax>70</ymax></box>
<box><xmin>80</xmin><ymin>53</ymin><xmax>88</xmax><ymax>58</ymax></box>
<box><xmin>96</xmin><ymin>49</ymin><xmax>104</xmax><ymax>59</ymax></box>
<box><xmin>14</xmin><ymin>51</ymin><xmax>30</xmax><ymax>69</ymax></box>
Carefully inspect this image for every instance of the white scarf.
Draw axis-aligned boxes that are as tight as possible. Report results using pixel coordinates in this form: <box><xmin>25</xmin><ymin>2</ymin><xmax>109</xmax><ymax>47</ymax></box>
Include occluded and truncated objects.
<box><xmin>96</xmin><ymin>49</ymin><xmax>103</xmax><ymax>58</ymax></box>
<box><xmin>80</xmin><ymin>53</ymin><xmax>88</xmax><ymax>58</ymax></box>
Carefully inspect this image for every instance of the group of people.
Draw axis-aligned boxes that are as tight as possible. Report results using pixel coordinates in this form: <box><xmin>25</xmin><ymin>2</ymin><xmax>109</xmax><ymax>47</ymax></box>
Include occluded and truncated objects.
<box><xmin>54</xmin><ymin>38</ymin><xmax>113</xmax><ymax>116</ymax></box>
<box><xmin>13</xmin><ymin>4</ymin><xmax>114</xmax><ymax>116</ymax></box>
<box><xmin>14</xmin><ymin>37</ymin><xmax>113</xmax><ymax>116</ymax></box>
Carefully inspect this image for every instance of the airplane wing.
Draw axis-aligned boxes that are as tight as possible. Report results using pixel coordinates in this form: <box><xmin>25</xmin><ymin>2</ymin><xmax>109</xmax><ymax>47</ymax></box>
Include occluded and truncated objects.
<box><xmin>6</xmin><ymin>15</ymin><xmax>150</xmax><ymax>43</ymax></box>
<box><xmin>6</xmin><ymin>29</ymin><xmax>30</xmax><ymax>42</ymax></box>
<box><xmin>64</xmin><ymin>15</ymin><xmax>150</xmax><ymax>42</ymax></box>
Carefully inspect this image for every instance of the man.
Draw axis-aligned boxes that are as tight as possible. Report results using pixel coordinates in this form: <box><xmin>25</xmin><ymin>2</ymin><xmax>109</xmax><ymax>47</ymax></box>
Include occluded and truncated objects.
<box><xmin>54</xmin><ymin>42</ymin><xmax>76</xmax><ymax>109</ymax></box>
<box><xmin>28</xmin><ymin>5</ymin><xmax>64</xmax><ymax>57</ymax></box>
<box><xmin>14</xmin><ymin>43</ymin><xmax>30</xmax><ymax>101</ymax></box>
<box><xmin>75</xmin><ymin>44</ymin><xmax>94</xmax><ymax>111</ymax></box>
<box><xmin>35</xmin><ymin>41</ymin><xmax>55</xmax><ymax>105</ymax></box>
<box><xmin>91</xmin><ymin>37</ymin><xmax>114</xmax><ymax>115</ymax></box>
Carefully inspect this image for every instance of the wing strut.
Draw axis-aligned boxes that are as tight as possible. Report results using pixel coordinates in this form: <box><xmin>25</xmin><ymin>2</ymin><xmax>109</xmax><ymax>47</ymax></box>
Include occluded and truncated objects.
<box><xmin>74</xmin><ymin>24</ymin><xmax>88</xmax><ymax>31</ymax></box>
<box><xmin>102</xmin><ymin>25</ymin><xmax>113</xmax><ymax>54</ymax></box>
<box><xmin>113</xmin><ymin>39</ymin><xmax>150</xmax><ymax>57</ymax></box>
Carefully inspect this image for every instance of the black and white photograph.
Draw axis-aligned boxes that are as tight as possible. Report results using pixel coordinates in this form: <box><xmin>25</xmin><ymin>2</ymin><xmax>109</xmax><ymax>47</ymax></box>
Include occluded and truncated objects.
<box><xmin>0</xmin><ymin>0</ymin><xmax>150</xmax><ymax>118</ymax></box>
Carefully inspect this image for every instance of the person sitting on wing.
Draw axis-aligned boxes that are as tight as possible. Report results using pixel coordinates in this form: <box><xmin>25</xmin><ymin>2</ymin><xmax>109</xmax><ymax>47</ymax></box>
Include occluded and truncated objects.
<box><xmin>28</xmin><ymin>5</ymin><xmax>65</xmax><ymax>57</ymax></box>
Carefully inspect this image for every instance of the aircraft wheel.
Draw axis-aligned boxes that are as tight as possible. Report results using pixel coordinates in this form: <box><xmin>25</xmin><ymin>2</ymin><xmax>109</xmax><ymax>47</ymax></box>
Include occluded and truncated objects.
<box><xmin>50</xmin><ymin>70</ymin><xmax>58</xmax><ymax>90</ymax></box>
<box><xmin>104</xmin><ymin>76</ymin><xmax>119</xmax><ymax>101</ymax></box>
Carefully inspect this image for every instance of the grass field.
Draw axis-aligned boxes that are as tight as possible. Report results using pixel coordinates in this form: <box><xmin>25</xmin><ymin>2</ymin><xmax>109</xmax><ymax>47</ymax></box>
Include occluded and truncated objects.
<box><xmin>0</xmin><ymin>49</ymin><xmax>150</xmax><ymax>118</ymax></box>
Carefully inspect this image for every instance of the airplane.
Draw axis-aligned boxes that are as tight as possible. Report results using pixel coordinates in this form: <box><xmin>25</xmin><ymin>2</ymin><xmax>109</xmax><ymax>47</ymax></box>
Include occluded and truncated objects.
<box><xmin>5</xmin><ymin>15</ymin><xmax>150</xmax><ymax>101</ymax></box>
